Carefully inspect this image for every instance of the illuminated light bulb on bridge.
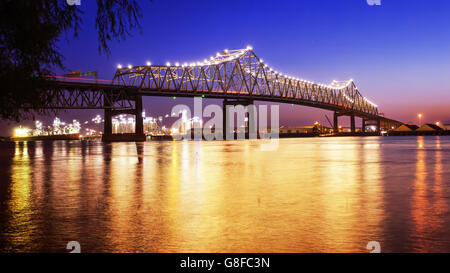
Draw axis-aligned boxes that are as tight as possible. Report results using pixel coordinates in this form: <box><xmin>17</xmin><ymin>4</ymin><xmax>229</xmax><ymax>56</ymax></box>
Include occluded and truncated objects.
<box><xmin>246</xmin><ymin>45</ymin><xmax>253</xmax><ymax>50</ymax></box>
<box><xmin>127</xmin><ymin>65</ymin><xmax>132</xmax><ymax>69</ymax></box>
<box><xmin>175</xmin><ymin>62</ymin><xmax>180</xmax><ymax>66</ymax></box>
<box><xmin>210</xmin><ymin>56</ymin><xmax>214</xmax><ymax>60</ymax></box>
<box><xmin>203</xmin><ymin>59</ymin><xmax>207</xmax><ymax>63</ymax></box>
<box><xmin>224</xmin><ymin>49</ymin><xmax>229</xmax><ymax>53</ymax></box>
<box><xmin>117</xmin><ymin>64</ymin><xmax>122</xmax><ymax>69</ymax></box>
<box><xmin>166</xmin><ymin>62</ymin><xmax>171</xmax><ymax>66</ymax></box>
<box><xmin>146</xmin><ymin>61</ymin><xmax>151</xmax><ymax>66</ymax></box>
<box><xmin>259</xmin><ymin>58</ymin><xmax>264</xmax><ymax>63</ymax></box>
<box><xmin>216</xmin><ymin>52</ymin><xmax>221</xmax><ymax>56</ymax></box>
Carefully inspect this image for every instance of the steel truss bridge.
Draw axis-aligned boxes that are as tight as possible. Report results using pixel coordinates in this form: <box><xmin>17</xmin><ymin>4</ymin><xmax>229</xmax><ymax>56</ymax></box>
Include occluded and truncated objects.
<box><xmin>40</xmin><ymin>48</ymin><xmax>402</xmax><ymax>141</ymax></box>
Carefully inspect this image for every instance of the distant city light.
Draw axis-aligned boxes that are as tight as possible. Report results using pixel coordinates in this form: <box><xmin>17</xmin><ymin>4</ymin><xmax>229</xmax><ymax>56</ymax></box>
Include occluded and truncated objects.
<box><xmin>14</xmin><ymin>127</ymin><xmax>29</xmax><ymax>137</ymax></box>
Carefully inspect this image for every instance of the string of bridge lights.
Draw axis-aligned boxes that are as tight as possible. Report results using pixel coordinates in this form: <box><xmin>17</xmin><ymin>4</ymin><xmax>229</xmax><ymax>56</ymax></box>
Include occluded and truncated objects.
<box><xmin>116</xmin><ymin>45</ymin><xmax>378</xmax><ymax>108</ymax></box>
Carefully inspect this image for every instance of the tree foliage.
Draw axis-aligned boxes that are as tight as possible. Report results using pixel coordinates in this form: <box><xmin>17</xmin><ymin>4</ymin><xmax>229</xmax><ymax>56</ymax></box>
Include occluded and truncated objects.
<box><xmin>0</xmin><ymin>0</ymin><xmax>144</xmax><ymax>121</ymax></box>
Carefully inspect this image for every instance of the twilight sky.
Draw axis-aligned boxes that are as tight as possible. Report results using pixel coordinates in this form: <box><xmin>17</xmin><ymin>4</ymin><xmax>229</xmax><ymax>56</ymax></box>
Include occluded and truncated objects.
<box><xmin>2</xmin><ymin>0</ymin><xmax>450</xmax><ymax>135</ymax></box>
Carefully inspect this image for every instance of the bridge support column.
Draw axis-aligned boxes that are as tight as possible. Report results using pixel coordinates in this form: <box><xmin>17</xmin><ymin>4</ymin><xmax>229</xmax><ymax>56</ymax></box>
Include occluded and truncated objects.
<box><xmin>333</xmin><ymin>112</ymin><xmax>339</xmax><ymax>133</ymax></box>
<box><xmin>376</xmin><ymin>119</ymin><xmax>381</xmax><ymax>133</ymax></box>
<box><xmin>350</xmin><ymin>115</ymin><xmax>356</xmax><ymax>133</ymax></box>
<box><xmin>102</xmin><ymin>94</ymin><xmax>146</xmax><ymax>142</ymax></box>
<box><xmin>362</xmin><ymin>119</ymin><xmax>366</xmax><ymax>133</ymax></box>
<box><xmin>134</xmin><ymin>95</ymin><xmax>145</xmax><ymax>139</ymax></box>
<box><xmin>222</xmin><ymin>100</ymin><xmax>229</xmax><ymax>140</ymax></box>
<box><xmin>104</xmin><ymin>108</ymin><xmax>113</xmax><ymax>137</ymax></box>
<box><xmin>222</xmin><ymin>99</ymin><xmax>254</xmax><ymax>140</ymax></box>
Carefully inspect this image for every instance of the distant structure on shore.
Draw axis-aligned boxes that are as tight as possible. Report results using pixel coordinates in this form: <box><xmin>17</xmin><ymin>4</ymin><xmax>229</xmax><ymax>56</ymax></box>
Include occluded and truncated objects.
<box><xmin>9</xmin><ymin>113</ymin><xmax>450</xmax><ymax>141</ymax></box>
<box><xmin>390</xmin><ymin>123</ymin><xmax>450</xmax><ymax>136</ymax></box>
<box><xmin>280</xmin><ymin>122</ymin><xmax>331</xmax><ymax>135</ymax></box>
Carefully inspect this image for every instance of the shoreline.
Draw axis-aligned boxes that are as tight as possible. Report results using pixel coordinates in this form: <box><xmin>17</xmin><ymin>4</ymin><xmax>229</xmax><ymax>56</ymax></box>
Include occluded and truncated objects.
<box><xmin>4</xmin><ymin>133</ymin><xmax>450</xmax><ymax>142</ymax></box>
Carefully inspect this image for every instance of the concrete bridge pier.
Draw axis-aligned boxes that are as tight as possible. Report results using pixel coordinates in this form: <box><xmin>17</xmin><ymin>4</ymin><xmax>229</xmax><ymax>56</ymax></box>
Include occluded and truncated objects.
<box><xmin>334</xmin><ymin>111</ymin><xmax>357</xmax><ymax>133</ymax></box>
<box><xmin>350</xmin><ymin>114</ymin><xmax>356</xmax><ymax>133</ymax></box>
<box><xmin>222</xmin><ymin>99</ymin><xmax>255</xmax><ymax>140</ymax></box>
<box><xmin>333</xmin><ymin>112</ymin><xmax>340</xmax><ymax>133</ymax></box>
<box><xmin>102</xmin><ymin>94</ymin><xmax>146</xmax><ymax>142</ymax></box>
<box><xmin>334</xmin><ymin>111</ymin><xmax>356</xmax><ymax>133</ymax></box>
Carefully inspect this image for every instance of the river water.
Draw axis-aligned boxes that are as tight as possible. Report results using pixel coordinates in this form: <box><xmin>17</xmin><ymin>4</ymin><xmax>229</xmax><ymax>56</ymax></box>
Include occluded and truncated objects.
<box><xmin>1</xmin><ymin>136</ymin><xmax>450</xmax><ymax>253</ymax></box>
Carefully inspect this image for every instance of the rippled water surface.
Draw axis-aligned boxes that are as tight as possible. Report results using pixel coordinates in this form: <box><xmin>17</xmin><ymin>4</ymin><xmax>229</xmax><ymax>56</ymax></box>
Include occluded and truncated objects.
<box><xmin>1</xmin><ymin>136</ymin><xmax>450</xmax><ymax>252</ymax></box>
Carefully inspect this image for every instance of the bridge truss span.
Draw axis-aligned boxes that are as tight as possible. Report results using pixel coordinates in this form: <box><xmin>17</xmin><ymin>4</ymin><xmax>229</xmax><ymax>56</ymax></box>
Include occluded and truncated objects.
<box><xmin>39</xmin><ymin>81</ymin><xmax>137</xmax><ymax>110</ymax></box>
<box><xmin>113</xmin><ymin>47</ymin><xmax>379</xmax><ymax>116</ymax></box>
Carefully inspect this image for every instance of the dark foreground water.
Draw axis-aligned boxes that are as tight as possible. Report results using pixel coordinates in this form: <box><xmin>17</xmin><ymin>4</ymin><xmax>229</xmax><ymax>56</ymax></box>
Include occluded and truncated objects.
<box><xmin>1</xmin><ymin>136</ymin><xmax>450</xmax><ymax>253</ymax></box>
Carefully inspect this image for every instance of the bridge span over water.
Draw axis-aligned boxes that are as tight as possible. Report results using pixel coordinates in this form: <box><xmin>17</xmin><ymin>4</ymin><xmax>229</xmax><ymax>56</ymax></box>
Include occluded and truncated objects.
<box><xmin>40</xmin><ymin>48</ymin><xmax>402</xmax><ymax>141</ymax></box>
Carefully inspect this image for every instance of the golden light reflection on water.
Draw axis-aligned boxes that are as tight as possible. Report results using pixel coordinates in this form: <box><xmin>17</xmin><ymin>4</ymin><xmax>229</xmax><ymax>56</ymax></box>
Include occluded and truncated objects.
<box><xmin>5</xmin><ymin>142</ymin><xmax>34</xmax><ymax>251</ymax></box>
<box><xmin>2</xmin><ymin>137</ymin><xmax>450</xmax><ymax>252</ymax></box>
<box><xmin>411</xmin><ymin>136</ymin><xmax>447</xmax><ymax>252</ymax></box>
